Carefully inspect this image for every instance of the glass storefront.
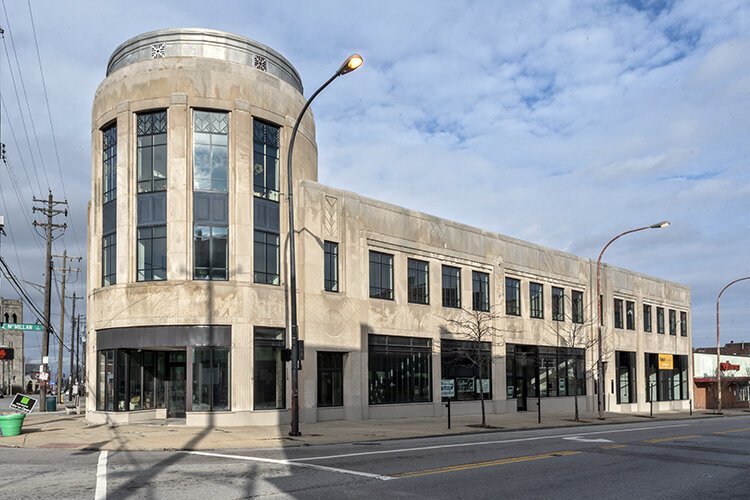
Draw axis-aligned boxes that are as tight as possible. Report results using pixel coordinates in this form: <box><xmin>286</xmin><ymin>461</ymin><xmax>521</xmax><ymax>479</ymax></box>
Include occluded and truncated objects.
<box><xmin>368</xmin><ymin>334</ymin><xmax>432</xmax><ymax>404</ymax></box>
<box><xmin>440</xmin><ymin>339</ymin><xmax>491</xmax><ymax>400</ymax></box>
<box><xmin>645</xmin><ymin>353</ymin><xmax>689</xmax><ymax>401</ymax></box>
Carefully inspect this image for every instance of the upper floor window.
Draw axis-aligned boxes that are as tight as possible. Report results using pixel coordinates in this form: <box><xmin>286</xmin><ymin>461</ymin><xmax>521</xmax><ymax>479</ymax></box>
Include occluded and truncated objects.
<box><xmin>407</xmin><ymin>258</ymin><xmax>429</xmax><ymax>305</ymax></box>
<box><xmin>253</xmin><ymin>120</ymin><xmax>281</xmax><ymax>201</ymax></box>
<box><xmin>656</xmin><ymin>307</ymin><xmax>665</xmax><ymax>334</ymax></box>
<box><xmin>102</xmin><ymin>124</ymin><xmax>117</xmax><ymax>203</ymax></box>
<box><xmin>442</xmin><ymin>265</ymin><xmax>461</xmax><ymax>308</ymax></box>
<box><xmin>369</xmin><ymin>251</ymin><xmax>393</xmax><ymax>300</ymax></box>
<box><xmin>254</xmin><ymin>230</ymin><xmax>280</xmax><ymax>285</ymax></box>
<box><xmin>680</xmin><ymin>311</ymin><xmax>688</xmax><ymax>337</ymax></box>
<box><xmin>506</xmin><ymin>277</ymin><xmax>521</xmax><ymax>316</ymax></box>
<box><xmin>194</xmin><ymin>225</ymin><xmax>228</xmax><ymax>280</ymax></box>
<box><xmin>193</xmin><ymin>110</ymin><xmax>229</xmax><ymax>192</ymax></box>
<box><xmin>572</xmin><ymin>290</ymin><xmax>584</xmax><ymax>324</ymax></box>
<box><xmin>137</xmin><ymin>225</ymin><xmax>167</xmax><ymax>282</ymax></box>
<box><xmin>102</xmin><ymin>233</ymin><xmax>116</xmax><ymax>286</ymax></box>
<box><xmin>613</xmin><ymin>298</ymin><xmax>624</xmax><ymax>329</ymax></box>
<box><xmin>324</xmin><ymin>241</ymin><xmax>339</xmax><ymax>292</ymax></box>
<box><xmin>669</xmin><ymin>309</ymin><xmax>677</xmax><ymax>336</ymax></box>
<box><xmin>530</xmin><ymin>282</ymin><xmax>544</xmax><ymax>319</ymax></box>
<box><xmin>626</xmin><ymin>301</ymin><xmax>635</xmax><ymax>330</ymax></box>
<box><xmin>472</xmin><ymin>271</ymin><xmax>489</xmax><ymax>312</ymax></box>
<box><xmin>552</xmin><ymin>286</ymin><xmax>564</xmax><ymax>321</ymax></box>
<box><xmin>643</xmin><ymin>304</ymin><xmax>652</xmax><ymax>332</ymax></box>
<box><xmin>137</xmin><ymin>111</ymin><xmax>167</xmax><ymax>193</ymax></box>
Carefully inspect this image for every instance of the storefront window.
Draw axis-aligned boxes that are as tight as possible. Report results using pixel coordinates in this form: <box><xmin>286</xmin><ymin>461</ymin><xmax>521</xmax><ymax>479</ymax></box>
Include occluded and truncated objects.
<box><xmin>616</xmin><ymin>351</ymin><xmax>636</xmax><ymax>404</ymax></box>
<box><xmin>369</xmin><ymin>334</ymin><xmax>432</xmax><ymax>404</ymax></box>
<box><xmin>645</xmin><ymin>353</ymin><xmax>689</xmax><ymax>401</ymax></box>
<box><xmin>193</xmin><ymin>347</ymin><xmax>230</xmax><ymax>411</ymax></box>
<box><xmin>506</xmin><ymin>344</ymin><xmax>585</xmax><ymax>399</ymax></box>
<box><xmin>317</xmin><ymin>352</ymin><xmax>344</xmax><ymax>407</ymax></box>
<box><xmin>441</xmin><ymin>339</ymin><xmax>491</xmax><ymax>400</ymax></box>
<box><xmin>254</xmin><ymin>328</ymin><xmax>286</xmax><ymax>410</ymax></box>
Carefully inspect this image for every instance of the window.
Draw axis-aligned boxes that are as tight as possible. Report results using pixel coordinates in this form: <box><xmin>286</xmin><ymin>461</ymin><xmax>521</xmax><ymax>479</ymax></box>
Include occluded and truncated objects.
<box><xmin>194</xmin><ymin>226</ymin><xmax>228</xmax><ymax>280</ymax></box>
<box><xmin>136</xmin><ymin>110</ymin><xmax>167</xmax><ymax>193</ymax></box>
<box><xmin>656</xmin><ymin>307</ymin><xmax>665</xmax><ymax>334</ymax></box>
<box><xmin>368</xmin><ymin>335</ymin><xmax>432</xmax><ymax>404</ymax></box>
<box><xmin>102</xmin><ymin>233</ymin><xmax>116</xmax><ymax>287</ymax></box>
<box><xmin>505</xmin><ymin>344</ymin><xmax>585</xmax><ymax>398</ymax></box>
<box><xmin>96</xmin><ymin>349</ymin><xmax>170</xmax><ymax>412</ymax></box>
<box><xmin>317</xmin><ymin>352</ymin><xmax>343</xmax><ymax>407</ymax></box>
<box><xmin>324</xmin><ymin>241</ymin><xmax>339</xmax><ymax>292</ymax></box>
<box><xmin>613</xmin><ymin>299</ymin><xmax>624</xmax><ymax>329</ymax></box>
<box><xmin>407</xmin><ymin>258</ymin><xmax>429</xmax><ymax>304</ymax></box>
<box><xmin>530</xmin><ymin>282</ymin><xmax>544</xmax><ymax>319</ymax></box>
<box><xmin>616</xmin><ymin>351</ymin><xmax>636</xmax><ymax>404</ymax></box>
<box><xmin>193</xmin><ymin>110</ymin><xmax>228</xmax><ymax>192</ymax></box>
<box><xmin>643</xmin><ymin>304</ymin><xmax>652</xmax><ymax>332</ymax></box>
<box><xmin>669</xmin><ymin>309</ymin><xmax>677</xmax><ymax>336</ymax></box>
<box><xmin>254</xmin><ymin>230</ymin><xmax>280</xmax><ymax>285</ymax></box>
<box><xmin>506</xmin><ymin>277</ymin><xmax>521</xmax><ymax>316</ymax></box>
<box><xmin>193</xmin><ymin>111</ymin><xmax>229</xmax><ymax>281</ymax></box>
<box><xmin>442</xmin><ymin>266</ymin><xmax>461</xmax><ymax>308</ymax></box>
<box><xmin>441</xmin><ymin>339</ymin><xmax>491</xmax><ymax>400</ymax></box>
<box><xmin>102</xmin><ymin>124</ymin><xmax>117</xmax><ymax>287</ymax></box>
<box><xmin>253</xmin><ymin>120</ymin><xmax>280</xmax><ymax>200</ymax></box>
<box><xmin>192</xmin><ymin>347</ymin><xmax>230</xmax><ymax>411</ymax></box>
<box><xmin>572</xmin><ymin>290</ymin><xmax>584</xmax><ymax>324</ymax></box>
<box><xmin>254</xmin><ymin>328</ymin><xmax>286</xmax><ymax>410</ymax></box>
<box><xmin>97</xmin><ymin>350</ymin><xmax>115</xmax><ymax>411</ymax></box>
<box><xmin>369</xmin><ymin>251</ymin><xmax>394</xmax><ymax>300</ymax></box>
<box><xmin>626</xmin><ymin>301</ymin><xmax>635</xmax><ymax>330</ymax></box>
<box><xmin>552</xmin><ymin>287</ymin><xmax>564</xmax><ymax>321</ymax></box>
<box><xmin>137</xmin><ymin>225</ymin><xmax>167</xmax><ymax>282</ymax></box>
<box><xmin>646</xmin><ymin>353</ymin><xmax>689</xmax><ymax>402</ymax></box>
<box><xmin>472</xmin><ymin>271</ymin><xmax>490</xmax><ymax>312</ymax></box>
<box><xmin>680</xmin><ymin>311</ymin><xmax>688</xmax><ymax>337</ymax></box>
<box><xmin>102</xmin><ymin>124</ymin><xmax>117</xmax><ymax>203</ymax></box>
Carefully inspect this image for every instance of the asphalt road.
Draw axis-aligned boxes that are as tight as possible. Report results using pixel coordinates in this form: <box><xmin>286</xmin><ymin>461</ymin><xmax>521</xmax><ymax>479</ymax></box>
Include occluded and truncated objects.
<box><xmin>2</xmin><ymin>415</ymin><xmax>749</xmax><ymax>499</ymax></box>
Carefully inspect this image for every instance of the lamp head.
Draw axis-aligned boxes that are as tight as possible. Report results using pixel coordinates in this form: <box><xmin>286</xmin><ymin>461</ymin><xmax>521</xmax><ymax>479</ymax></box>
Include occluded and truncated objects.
<box><xmin>337</xmin><ymin>54</ymin><xmax>363</xmax><ymax>75</ymax></box>
<box><xmin>650</xmin><ymin>221</ymin><xmax>671</xmax><ymax>229</ymax></box>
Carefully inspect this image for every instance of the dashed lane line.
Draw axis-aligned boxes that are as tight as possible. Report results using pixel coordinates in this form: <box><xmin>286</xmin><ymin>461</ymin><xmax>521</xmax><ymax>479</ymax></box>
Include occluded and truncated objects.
<box><xmin>645</xmin><ymin>435</ymin><xmax>700</xmax><ymax>444</ymax></box>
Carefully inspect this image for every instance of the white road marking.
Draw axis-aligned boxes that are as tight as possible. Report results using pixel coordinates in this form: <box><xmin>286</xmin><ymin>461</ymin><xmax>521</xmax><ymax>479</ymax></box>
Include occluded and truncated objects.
<box><xmin>187</xmin><ymin>450</ymin><xmax>394</xmax><ymax>481</ymax></box>
<box><xmin>563</xmin><ymin>436</ymin><xmax>613</xmax><ymax>443</ymax></box>
<box><xmin>95</xmin><ymin>450</ymin><xmax>108</xmax><ymax>500</ymax></box>
<box><xmin>288</xmin><ymin>423</ymin><xmax>690</xmax><ymax>462</ymax></box>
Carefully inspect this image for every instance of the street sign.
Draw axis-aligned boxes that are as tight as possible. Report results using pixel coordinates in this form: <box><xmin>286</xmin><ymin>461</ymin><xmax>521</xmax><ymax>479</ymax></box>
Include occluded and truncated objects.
<box><xmin>441</xmin><ymin>379</ymin><xmax>455</xmax><ymax>398</ymax></box>
<box><xmin>10</xmin><ymin>394</ymin><xmax>38</xmax><ymax>414</ymax></box>
<box><xmin>0</xmin><ymin>323</ymin><xmax>44</xmax><ymax>332</ymax></box>
<box><xmin>658</xmin><ymin>353</ymin><xmax>674</xmax><ymax>370</ymax></box>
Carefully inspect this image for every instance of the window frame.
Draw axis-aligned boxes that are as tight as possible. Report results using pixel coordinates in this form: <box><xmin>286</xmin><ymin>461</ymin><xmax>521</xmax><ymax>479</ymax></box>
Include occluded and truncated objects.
<box><xmin>442</xmin><ymin>265</ymin><xmax>462</xmax><ymax>308</ymax></box>
<box><xmin>136</xmin><ymin>110</ymin><xmax>168</xmax><ymax>193</ymax></box>
<box><xmin>136</xmin><ymin>224</ymin><xmax>167</xmax><ymax>282</ymax></box>
<box><xmin>680</xmin><ymin>311</ymin><xmax>688</xmax><ymax>337</ymax></box>
<box><xmin>253</xmin><ymin>229</ymin><xmax>280</xmax><ymax>285</ymax></box>
<box><xmin>625</xmin><ymin>300</ymin><xmax>635</xmax><ymax>330</ymax></box>
<box><xmin>407</xmin><ymin>258</ymin><xmax>429</xmax><ymax>305</ymax></box>
<box><xmin>572</xmin><ymin>290</ymin><xmax>584</xmax><ymax>324</ymax></box>
<box><xmin>529</xmin><ymin>282</ymin><xmax>544</xmax><ymax>319</ymax></box>
<box><xmin>551</xmin><ymin>286</ymin><xmax>565</xmax><ymax>321</ymax></box>
<box><xmin>505</xmin><ymin>277</ymin><xmax>521</xmax><ymax>316</ymax></box>
<box><xmin>252</xmin><ymin>119</ymin><xmax>281</xmax><ymax>201</ymax></box>
<box><xmin>656</xmin><ymin>307</ymin><xmax>665</xmax><ymax>334</ymax></box>
<box><xmin>324</xmin><ymin>241</ymin><xmax>339</xmax><ymax>292</ymax></box>
<box><xmin>471</xmin><ymin>270</ymin><xmax>489</xmax><ymax>312</ymax></box>
<box><xmin>317</xmin><ymin>351</ymin><xmax>344</xmax><ymax>407</ymax></box>
<box><xmin>669</xmin><ymin>309</ymin><xmax>677</xmax><ymax>336</ymax></box>
<box><xmin>369</xmin><ymin>251</ymin><xmax>394</xmax><ymax>300</ymax></box>
<box><xmin>613</xmin><ymin>298</ymin><xmax>624</xmax><ymax>329</ymax></box>
<box><xmin>643</xmin><ymin>304</ymin><xmax>652</xmax><ymax>332</ymax></box>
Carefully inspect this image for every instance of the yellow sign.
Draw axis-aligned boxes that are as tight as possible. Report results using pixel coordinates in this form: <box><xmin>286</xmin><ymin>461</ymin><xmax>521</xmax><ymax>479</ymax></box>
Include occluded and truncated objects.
<box><xmin>658</xmin><ymin>353</ymin><xmax>673</xmax><ymax>370</ymax></box>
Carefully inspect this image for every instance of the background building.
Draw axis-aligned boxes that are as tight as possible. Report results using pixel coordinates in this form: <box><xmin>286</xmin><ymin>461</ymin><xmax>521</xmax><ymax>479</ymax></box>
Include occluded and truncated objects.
<box><xmin>87</xmin><ymin>29</ymin><xmax>692</xmax><ymax>427</ymax></box>
<box><xmin>693</xmin><ymin>351</ymin><xmax>750</xmax><ymax>409</ymax></box>
<box><xmin>0</xmin><ymin>298</ymin><xmax>25</xmax><ymax>394</ymax></box>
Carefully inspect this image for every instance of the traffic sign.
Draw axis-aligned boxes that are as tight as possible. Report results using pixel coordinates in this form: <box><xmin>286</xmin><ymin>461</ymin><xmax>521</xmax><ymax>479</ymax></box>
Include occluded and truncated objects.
<box><xmin>1</xmin><ymin>323</ymin><xmax>44</xmax><ymax>332</ymax></box>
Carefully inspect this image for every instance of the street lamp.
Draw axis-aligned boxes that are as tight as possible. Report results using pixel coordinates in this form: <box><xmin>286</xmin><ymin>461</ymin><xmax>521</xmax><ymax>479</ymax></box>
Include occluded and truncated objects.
<box><xmin>595</xmin><ymin>220</ymin><xmax>670</xmax><ymax>419</ymax></box>
<box><xmin>287</xmin><ymin>53</ymin><xmax>363</xmax><ymax>437</ymax></box>
<box><xmin>715</xmin><ymin>276</ymin><xmax>750</xmax><ymax>414</ymax></box>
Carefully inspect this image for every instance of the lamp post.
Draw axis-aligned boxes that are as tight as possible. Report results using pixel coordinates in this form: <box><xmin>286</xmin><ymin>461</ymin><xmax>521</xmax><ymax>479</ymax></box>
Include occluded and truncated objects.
<box><xmin>595</xmin><ymin>220</ymin><xmax>670</xmax><ymax>419</ymax></box>
<box><xmin>715</xmin><ymin>276</ymin><xmax>750</xmax><ymax>415</ymax></box>
<box><xmin>287</xmin><ymin>54</ymin><xmax>363</xmax><ymax>436</ymax></box>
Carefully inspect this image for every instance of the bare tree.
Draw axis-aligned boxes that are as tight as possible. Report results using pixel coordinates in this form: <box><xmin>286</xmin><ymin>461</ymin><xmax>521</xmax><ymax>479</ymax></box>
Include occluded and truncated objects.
<box><xmin>442</xmin><ymin>307</ymin><xmax>503</xmax><ymax>427</ymax></box>
<box><xmin>543</xmin><ymin>295</ymin><xmax>602</xmax><ymax>422</ymax></box>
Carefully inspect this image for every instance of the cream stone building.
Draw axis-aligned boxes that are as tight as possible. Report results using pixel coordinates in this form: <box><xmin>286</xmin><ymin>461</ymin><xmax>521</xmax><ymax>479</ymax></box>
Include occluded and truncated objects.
<box><xmin>86</xmin><ymin>29</ymin><xmax>692</xmax><ymax>427</ymax></box>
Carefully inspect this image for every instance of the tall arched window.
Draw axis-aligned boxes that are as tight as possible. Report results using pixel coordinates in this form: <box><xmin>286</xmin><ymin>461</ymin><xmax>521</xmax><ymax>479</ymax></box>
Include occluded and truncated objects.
<box><xmin>11</xmin><ymin>313</ymin><xmax>17</xmax><ymax>323</ymax></box>
<box><xmin>3</xmin><ymin>313</ymin><xmax>9</xmax><ymax>324</ymax></box>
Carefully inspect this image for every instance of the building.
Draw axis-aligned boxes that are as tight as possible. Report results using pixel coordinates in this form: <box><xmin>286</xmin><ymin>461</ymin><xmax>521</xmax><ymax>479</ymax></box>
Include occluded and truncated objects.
<box><xmin>86</xmin><ymin>29</ymin><xmax>692</xmax><ymax>426</ymax></box>
<box><xmin>693</xmin><ymin>351</ymin><xmax>750</xmax><ymax>409</ymax></box>
<box><xmin>695</xmin><ymin>341</ymin><xmax>750</xmax><ymax>356</ymax></box>
<box><xmin>0</xmin><ymin>298</ymin><xmax>25</xmax><ymax>394</ymax></box>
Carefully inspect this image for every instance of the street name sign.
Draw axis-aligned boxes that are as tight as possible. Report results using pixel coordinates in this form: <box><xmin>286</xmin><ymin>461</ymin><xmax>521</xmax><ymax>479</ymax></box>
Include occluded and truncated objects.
<box><xmin>1</xmin><ymin>323</ymin><xmax>44</xmax><ymax>332</ymax></box>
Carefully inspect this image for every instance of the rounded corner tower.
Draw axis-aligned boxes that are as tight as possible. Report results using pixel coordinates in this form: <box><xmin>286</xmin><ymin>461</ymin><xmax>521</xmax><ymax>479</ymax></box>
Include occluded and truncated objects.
<box><xmin>87</xmin><ymin>29</ymin><xmax>319</xmax><ymax>426</ymax></box>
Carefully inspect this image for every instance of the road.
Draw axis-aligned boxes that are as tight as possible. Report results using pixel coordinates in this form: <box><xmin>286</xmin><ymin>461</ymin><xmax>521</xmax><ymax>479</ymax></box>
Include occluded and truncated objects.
<box><xmin>1</xmin><ymin>416</ymin><xmax>749</xmax><ymax>499</ymax></box>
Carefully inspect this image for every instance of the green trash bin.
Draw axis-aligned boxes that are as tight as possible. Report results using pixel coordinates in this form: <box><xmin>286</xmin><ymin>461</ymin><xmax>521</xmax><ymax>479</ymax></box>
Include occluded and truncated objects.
<box><xmin>46</xmin><ymin>396</ymin><xmax>57</xmax><ymax>411</ymax></box>
<box><xmin>0</xmin><ymin>413</ymin><xmax>26</xmax><ymax>437</ymax></box>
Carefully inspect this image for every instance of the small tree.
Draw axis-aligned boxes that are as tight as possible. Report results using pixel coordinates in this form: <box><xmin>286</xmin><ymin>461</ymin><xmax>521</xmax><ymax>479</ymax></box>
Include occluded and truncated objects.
<box><xmin>442</xmin><ymin>307</ymin><xmax>503</xmax><ymax>427</ymax></box>
<box><xmin>544</xmin><ymin>295</ymin><xmax>602</xmax><ymax>422</ymax></box>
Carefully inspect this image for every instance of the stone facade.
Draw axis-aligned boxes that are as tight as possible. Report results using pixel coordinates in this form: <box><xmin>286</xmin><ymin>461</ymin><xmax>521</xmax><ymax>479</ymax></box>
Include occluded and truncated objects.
<box><xmin>0</xmin><ymin>298</ymin><xmax>25</xmax><ymax>393</ymax></box>
<box><xmin>87</xmin><ymin>29</ymin><xmax>692</xmax><ymax>427</ymax></box>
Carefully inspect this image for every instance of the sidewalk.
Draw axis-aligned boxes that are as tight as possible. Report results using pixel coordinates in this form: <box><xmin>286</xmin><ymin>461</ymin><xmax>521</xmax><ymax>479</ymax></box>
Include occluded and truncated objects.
<box><xmin>0</xmin><ymin>407</ymin><xmax>746</xmax><ymax>452</ymax></box>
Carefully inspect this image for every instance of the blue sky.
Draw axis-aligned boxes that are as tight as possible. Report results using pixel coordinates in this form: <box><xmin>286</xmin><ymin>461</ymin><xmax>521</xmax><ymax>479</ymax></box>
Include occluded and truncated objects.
<box><xmin>0</xmin><ymin>0</ymin><xmax>748</xmax><ymax>368</ymax></box>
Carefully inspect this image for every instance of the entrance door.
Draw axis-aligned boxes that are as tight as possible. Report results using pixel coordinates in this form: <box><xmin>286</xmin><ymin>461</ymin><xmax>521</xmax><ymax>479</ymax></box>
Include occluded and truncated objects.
<box><xmin>166</xmin><ymin>352</ymin><xmax>186</xmax><ymax>418</ymax></box>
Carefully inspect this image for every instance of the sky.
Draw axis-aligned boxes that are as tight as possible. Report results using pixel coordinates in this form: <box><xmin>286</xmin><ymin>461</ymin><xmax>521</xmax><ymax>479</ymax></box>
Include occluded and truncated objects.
<box><xmin>0</xmin><ymin>0</ymin><xmax>748</xmax><ymax>370</ymax></box>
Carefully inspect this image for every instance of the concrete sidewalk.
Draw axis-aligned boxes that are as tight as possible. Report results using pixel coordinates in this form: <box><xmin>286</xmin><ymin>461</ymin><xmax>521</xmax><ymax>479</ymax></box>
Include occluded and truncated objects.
<box><xmin>0</xmin><ymin>407</ymin><xmax>746</xmax><ymax>452</ymax></box>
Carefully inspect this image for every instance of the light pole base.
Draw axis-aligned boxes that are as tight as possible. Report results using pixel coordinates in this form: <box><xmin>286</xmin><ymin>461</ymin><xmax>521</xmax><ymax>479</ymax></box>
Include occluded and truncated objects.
<box><xmin>288</xmin><ymin>431</ymin><xmax>302</xmax><ymax>437</ymax></box>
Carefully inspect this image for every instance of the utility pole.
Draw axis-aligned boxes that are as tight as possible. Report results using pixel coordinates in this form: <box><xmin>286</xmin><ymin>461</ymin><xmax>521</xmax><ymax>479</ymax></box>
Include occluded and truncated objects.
<box><xmin>67</xmin><ymin>292</ymin><xmax>82</xmax><ymax>400</ymax></box>
<box><xmin>32</xmin><ymin>191</ymin><xmax>67</xmax><ymax>411</ymax></box>
<box><xmin>53</xmin><ymin>251</ymin><xmax>81</xmax><ymax>404</ymax></box>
